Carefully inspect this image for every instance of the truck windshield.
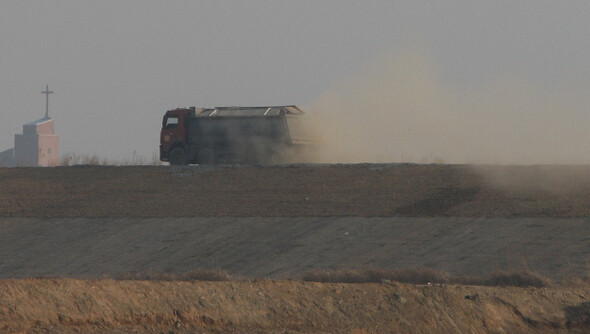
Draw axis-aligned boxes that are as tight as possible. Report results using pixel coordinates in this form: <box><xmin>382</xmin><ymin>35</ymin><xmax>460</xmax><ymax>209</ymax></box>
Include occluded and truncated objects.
<box><xmin>164</xmin><ymin>116</ymin><xmax>178</xmax><ymax>128</ymax></box>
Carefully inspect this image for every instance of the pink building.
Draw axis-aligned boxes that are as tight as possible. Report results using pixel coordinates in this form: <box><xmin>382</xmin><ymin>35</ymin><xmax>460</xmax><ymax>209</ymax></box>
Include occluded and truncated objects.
<box><xmin>0</xmin><ymin>86</ymin><xmax>60</xmax><ymax>167</ymax></box>
<box><xmin>13</xmin><ymin>117</ymin><xmax>60</xmax><ymax>167</ymax></box>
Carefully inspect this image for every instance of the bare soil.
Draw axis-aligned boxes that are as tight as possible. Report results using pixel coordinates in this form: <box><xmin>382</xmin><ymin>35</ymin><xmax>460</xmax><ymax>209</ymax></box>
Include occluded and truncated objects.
<box><xmin>3</xmin><ymin>278</ymin><xmax>590</xmax><ymax>333</ymax></box>
<box><xmin>2</xmin><ymin>164</ymin><xmax>590</xmax><ymax>333</ymax></box>
<box><xmin>0</xmin><ymin>164</ymin><xmax>590</xmax><ymax>217</ymax></box>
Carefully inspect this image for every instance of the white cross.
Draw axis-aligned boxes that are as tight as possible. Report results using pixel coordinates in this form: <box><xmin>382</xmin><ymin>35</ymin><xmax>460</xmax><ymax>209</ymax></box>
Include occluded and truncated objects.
<box><xmin>41</xmin><ymin>84</ymin><xmax>53</xmax><ymax>119</ymax></box>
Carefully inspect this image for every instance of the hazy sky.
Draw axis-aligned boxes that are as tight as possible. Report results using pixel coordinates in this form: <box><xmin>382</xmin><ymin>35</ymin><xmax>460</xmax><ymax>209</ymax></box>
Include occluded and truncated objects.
<box><xmin>2</xmin><ymin>1</ymin><xmax>590</xmax><ymax>163</ymax></box>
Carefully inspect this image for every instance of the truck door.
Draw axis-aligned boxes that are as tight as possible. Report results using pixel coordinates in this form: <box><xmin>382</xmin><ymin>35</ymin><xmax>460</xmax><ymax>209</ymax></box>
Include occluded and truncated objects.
<box><xmin>160</xmin><ymin>110</ymin><xmax>188</xmax><ymax>154</ymax></box>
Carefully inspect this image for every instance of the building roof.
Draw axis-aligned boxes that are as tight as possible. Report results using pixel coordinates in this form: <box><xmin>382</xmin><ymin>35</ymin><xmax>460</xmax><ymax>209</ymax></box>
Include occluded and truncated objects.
<box><xmin>24</xmin><ymin>117</ymin><xmax>53</xmax><ymax>126</ymax></box>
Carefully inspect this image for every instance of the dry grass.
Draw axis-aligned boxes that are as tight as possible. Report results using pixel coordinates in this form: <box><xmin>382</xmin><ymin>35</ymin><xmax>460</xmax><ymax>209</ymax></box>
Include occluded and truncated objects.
<box><xmin>112</xmin><ymin>268</ymin><xmax>554</xmax><ymax>287</ymax></box>
<box><xmin>60</xmin><ymin>151</ymin><xmax>162</xmax><ymax>166</ymax></box>
<box><xmin>60</xmin><ymin>153</ymin><xmax>104</xmax><ymax>166</ymax></box>
<box><xmin>457</xmin><ymin>270</ymin><xmax>553</xmax><ymax>288</ymax></box>
<box><xmin>3</xmin><ymin>278</ymin><xmax>587</xmax><ymax>333</ymax></box>
<box><xmin>302</xmin><ymin>268</ymin><xmax>449</xmax><ymax>285</ymax></box>
<box><xmin>112</xmin><ymin>269</ymin><xmax>233</xmax><ymax>282</ymax></box>
<box><xmin>302</xmin><ymin>268</ymin><xmax>553</xmax><ymax>287</ymax></box>
<box><xmin>0</xmin><ymin>268</ymin><xmax>567</xmax><ymax>287</ymax></box>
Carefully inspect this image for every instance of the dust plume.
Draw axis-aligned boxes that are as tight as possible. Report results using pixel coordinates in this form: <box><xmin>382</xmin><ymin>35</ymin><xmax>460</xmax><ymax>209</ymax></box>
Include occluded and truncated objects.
<box><xmin>309</xmin><ymin>49</ymin><xmax>590</xmax><ymax>165</ymax></box>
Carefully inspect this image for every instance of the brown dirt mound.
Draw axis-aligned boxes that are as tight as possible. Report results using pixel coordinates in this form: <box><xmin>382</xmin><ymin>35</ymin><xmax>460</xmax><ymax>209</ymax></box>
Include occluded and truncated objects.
<box><xmin>2</xmin><ymin>278</ymin><xmax>590</xmax><ymax>333</ymax></box>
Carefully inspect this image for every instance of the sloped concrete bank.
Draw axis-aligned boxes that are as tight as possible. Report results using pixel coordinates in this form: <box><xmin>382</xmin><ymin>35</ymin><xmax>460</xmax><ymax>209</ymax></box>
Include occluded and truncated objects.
<box><xmin>1</xmin><ymin>217</ymin><xmax>588</xmax><ymax>279</ymax></box>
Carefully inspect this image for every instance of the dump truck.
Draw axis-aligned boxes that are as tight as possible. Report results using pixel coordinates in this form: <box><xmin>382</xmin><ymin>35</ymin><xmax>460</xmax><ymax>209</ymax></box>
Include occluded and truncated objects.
<box><xmin>159</xmin><ymin>105</ymin><xmax>320</xmax><ymax>165</ymax></box>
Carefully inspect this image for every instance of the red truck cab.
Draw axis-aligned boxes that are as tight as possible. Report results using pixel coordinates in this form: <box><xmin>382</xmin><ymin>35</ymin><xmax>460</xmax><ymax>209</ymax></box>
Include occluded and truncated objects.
<box><xmin>159</xmin><ymin>108</ymin><xmax>192</xmax><ymax>163</ymax></box>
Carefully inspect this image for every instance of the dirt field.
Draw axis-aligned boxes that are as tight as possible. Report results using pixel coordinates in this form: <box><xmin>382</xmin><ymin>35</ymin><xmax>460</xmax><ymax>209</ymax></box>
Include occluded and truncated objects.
<box><xmin>1</xmin><ymin>164</ymin><xmax>590</xmax><ymax>217</ymax></box>
<box><xmin>2</xmin><ymin>164</ymin><xmax>590</xmax><ymax>333</ymax></box>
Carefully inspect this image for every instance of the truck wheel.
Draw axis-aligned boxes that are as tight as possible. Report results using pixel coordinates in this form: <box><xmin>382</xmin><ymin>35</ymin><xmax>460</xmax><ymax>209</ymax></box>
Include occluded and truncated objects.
<box><xmin>168</xmin><ymin>147</ymin><xmax>187</xmax><ymax>165</ymax></box>
<box><xmin>197</xmin><ymin>148</ymin><xmax>215</xmax><ymax>165</ymax></box>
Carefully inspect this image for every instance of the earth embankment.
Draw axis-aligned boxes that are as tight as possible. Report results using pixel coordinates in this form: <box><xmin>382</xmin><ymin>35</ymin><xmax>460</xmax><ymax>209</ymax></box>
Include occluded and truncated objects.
<box><xmin>2</xmin><ymin>278</ymin><xmax>590</xmax><ymax>333</ymax></box>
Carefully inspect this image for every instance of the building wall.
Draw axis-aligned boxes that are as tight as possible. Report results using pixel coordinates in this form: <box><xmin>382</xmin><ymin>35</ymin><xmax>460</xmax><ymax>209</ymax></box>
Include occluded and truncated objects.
<box><xmin>0</xmin><ymin>148</ymin><xmax>15</xmax><ymax>166</ymax></box>
<box><xmin>38</xmin><ymin>134</ymin><xmax>59</xmax><ymax>167</ymax></box>
<box><xmin>36</xmin><ymin>121</ymin><xmax>55</xmax><ymax>135</ymax></box>
<box><xmin>14</xmin><ymin>133</ymin><xmax>39</xmax><ymax>166</ymax></box>
<box><xmin>14</xmin><ymin>118</ymin><xmax>60</xmax><ymax>167</ymax></box>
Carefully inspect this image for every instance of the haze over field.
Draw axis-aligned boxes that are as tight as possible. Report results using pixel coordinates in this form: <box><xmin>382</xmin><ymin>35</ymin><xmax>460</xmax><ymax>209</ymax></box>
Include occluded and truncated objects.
<box><xmin>2</xmin><ymin>2</ymin><xmax>590</xmax><ymax>164</ymax></box>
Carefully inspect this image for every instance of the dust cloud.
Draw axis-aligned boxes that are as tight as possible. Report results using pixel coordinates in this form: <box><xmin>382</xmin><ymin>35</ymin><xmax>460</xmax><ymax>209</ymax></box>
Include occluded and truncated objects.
<box><xmin>309</xmin><ymin>49</ymin><xmax>590</xmax><ymax>165</ymax></box>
